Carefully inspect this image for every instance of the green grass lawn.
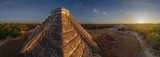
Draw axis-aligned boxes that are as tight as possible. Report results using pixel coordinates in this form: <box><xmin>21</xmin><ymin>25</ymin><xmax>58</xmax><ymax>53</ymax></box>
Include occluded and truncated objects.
<box><xmin>0</xmin><ymin>36</ymin><xmax>28</xmax><ymax>57</ymax></box>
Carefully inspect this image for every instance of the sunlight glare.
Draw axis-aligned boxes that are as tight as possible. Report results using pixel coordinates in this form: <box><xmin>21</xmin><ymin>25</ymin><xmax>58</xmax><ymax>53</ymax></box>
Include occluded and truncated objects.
<box><xmin>138</xmin><ymin>19</ymin><xmax>145</xmax><ymax>23</ymax></box>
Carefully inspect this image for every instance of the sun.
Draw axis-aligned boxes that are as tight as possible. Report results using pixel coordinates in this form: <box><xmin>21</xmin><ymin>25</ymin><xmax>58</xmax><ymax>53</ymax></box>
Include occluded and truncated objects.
<box><xmin>136</xmin><ymin>16</ymin><xmax>146</xmax><ymax>23</ymax></box>
<box><xmin>138</xmin><ymin>19</ymin><xmax>145</xmax><ymax>23</ymax></box>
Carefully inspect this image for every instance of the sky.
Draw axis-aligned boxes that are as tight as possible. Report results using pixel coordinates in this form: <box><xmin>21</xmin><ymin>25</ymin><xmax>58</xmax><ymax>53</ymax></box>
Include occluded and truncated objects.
<box><xmin>0</xmin><ymin>0</ymin><xmax>160</xmax><ymax>24</ymax></box>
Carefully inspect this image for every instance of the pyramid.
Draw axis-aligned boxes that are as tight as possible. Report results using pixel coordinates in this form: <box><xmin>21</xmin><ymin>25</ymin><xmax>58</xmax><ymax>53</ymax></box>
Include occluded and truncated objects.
<box><xmin>20</xmin><ymin>7</ymin><xmax>100</xmax><ymax>57</ymax></box>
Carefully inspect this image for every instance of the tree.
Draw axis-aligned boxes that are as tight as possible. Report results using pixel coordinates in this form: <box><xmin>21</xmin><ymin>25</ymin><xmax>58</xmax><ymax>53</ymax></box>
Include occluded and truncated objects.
<box><xmin>9</xmin><ymin>28</ymin><xmax>20</xmax><ymax>37</ymax></box>
<box><xmin>4</xmin><ymin>24</ymin><xmax>12</xmax><ymax>34</ymax></box>
<box><xmin>146</xmin><ymin>32</ymin><xmax>160</xmax><ymax>41</ymax></box>
<box><xmin>146</xmin><ymin>32</ymin><xmax>160</xmax><ymax>51</ymax></box>
<box><xmin>153</xmin><ymin>43</ymin><xmax>160</xmax><ymax>51</ymax></box>
<box><xmin>18</xmin><ymin>24</ymin><xmax>28</xmax><ymax>31</ymax></box>
<box><xmin>118</xmin><ymin>27</ymin><xmax>126</xmax><ymax>31</ymax></box>
<box><xmin>0</xmin><ymin>28</ymin><xmax>7</xmax><ymax>39</ymax></box>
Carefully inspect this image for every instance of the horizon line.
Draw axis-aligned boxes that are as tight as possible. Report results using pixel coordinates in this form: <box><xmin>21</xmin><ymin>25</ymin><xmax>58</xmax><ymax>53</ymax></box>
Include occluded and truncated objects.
<box><xmin>1</xmin><ymin>22</ymin><xmax>160</xmax><ymax>24</ymax></box>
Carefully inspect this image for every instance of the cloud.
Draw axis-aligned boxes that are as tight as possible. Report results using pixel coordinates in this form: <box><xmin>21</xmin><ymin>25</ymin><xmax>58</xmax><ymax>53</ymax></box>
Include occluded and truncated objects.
<box><xmin>102</xmin><ymin>11</ymin><xmax>108</xmax><ymax>15</ymax></box>
<box><xmin>93</xmin><ymin>8</ymin><xmax>108</xmax><ymax>16</ymax></box>
<box><xmin>93</xmin><ymin>8</ymin><xmax>99</xmax><ymax>14</ymax></box>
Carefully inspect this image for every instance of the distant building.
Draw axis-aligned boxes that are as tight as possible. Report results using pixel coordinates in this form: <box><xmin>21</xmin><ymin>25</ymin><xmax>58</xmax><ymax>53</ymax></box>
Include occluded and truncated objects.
<box><xmin>114</xmin><ymin>24</ymin><xmax>125</xmax><ymax>29</ymax></box>
<box><xmin>51</xmin><ymin>7</ymin><xmax>70</xmax><ymax>16</ymax></box>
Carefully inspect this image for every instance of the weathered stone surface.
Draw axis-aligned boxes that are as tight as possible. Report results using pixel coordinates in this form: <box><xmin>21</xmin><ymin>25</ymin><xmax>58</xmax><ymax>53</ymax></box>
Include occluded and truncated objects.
<box><xmin>20</xmin><ymin>7</ymin><xmax>100</xmax><ymax>57</ymax></box>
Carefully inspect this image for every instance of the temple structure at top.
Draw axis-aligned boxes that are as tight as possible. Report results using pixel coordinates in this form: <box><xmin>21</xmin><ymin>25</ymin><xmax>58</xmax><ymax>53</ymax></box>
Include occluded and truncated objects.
<box><xmin>51</xmin><ymin>7</ymin><xmax>70</xmax><ymax>16</ymax></box>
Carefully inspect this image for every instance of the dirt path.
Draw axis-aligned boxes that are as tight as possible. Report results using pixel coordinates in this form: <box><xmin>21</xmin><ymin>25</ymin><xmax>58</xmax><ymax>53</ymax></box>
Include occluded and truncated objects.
<box><xmin>0</xmin><ymin>39</ymin><xmax>8</xmax><ymax>47</ymax></box>
<box><xmin>120</xmin><ymin>31</ymin><xmax>158</xmax><ymax>57</ymax></box>
<box><xmin>0</xmin><ymin>36</ymin><xmax>23</xmax><ymax>47</ymax></box>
